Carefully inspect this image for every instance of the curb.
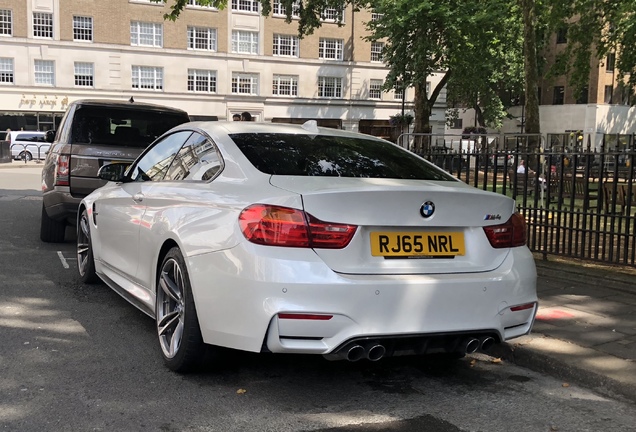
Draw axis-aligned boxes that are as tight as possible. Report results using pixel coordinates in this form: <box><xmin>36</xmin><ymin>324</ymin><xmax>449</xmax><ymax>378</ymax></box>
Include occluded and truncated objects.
<box><xmin>489</xmin><ymin>334</ymin><xmax>636</xmax><ymax>404</ymax></box>
<box><xmin>0</xmin><ymin>162</ymin><xmax>44</xmax><ymax>169</ymax></box>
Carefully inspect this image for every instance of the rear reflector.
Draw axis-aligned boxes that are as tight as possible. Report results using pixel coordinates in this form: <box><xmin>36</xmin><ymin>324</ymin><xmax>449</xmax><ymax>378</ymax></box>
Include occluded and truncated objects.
<box><xmin>239</xmin><ymin>204</ymin><xmax>357</xmax><ymax>249</ymax></box>
<box><xmin>483</xmin><ymin>213</ymin><xmax>527</xmax><ymax>248</ymax></box>
<box><xmin>278</xmin><ymin>313</ymin><xmax>333</xmax><ymax>320</ymax></box>
<box><xmin>510</xmin><ymin>303</ymin><xmax>535</xmax><ymax>312</ymax></box>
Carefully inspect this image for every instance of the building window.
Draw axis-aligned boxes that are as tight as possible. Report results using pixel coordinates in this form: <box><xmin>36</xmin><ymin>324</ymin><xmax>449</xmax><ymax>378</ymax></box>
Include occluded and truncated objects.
<box><xmin>394</xmin><ymin>86</ymin><xmax>404</xmax><ymax>100</ymax></box>
<box><xmin>371</xmin><ymin>13</ymin><xmax>383</xmax><ymax>21</ymax></box>
<box><xmin>231</xmin><ymin>0</ymin><xmax>258</xmax><ymax>13</ymax></box>
<box><xmin>73</xmin><ymin>16</ymin><xmax>93</xmax><ymax>42</ymax></box>
<box><xmin>232</xmin><ymin>72</ymin><xmax>259</xmax><ymax>95</ymax></box>
<box><xmin>130</xmin><ymin>21</ymin><xmax>162</xmax><ymax>47</ymax></box>
<box><xmin>272</xmin><ymin>0</ymin><xmax>300</xmax><ymax>18</ymax></box>
<box><xmin>188</xmin><ymin>26</ymin><xmax>217</xmax><ymax>51</ymax></box>
<box><xmin>319</xmin><ymin>38</ymin><xmax>343</xmax><ymax>60</ymax></box>
<box><xmin>33</xmin><ymin>12</ymin><xmax>53</xmax><ymax>38</ymax></box>
<box><xmin>0</xmin><ymin>9</ymin><xmax>12</xmax><ymax>36</ymax></box>
<box><xmin>273</xmin><ymin>74</ymin><xmax>298</xmax><ymax>96</ymax></box>
<box><xmin>132</xmin><ymin>65</ymin><xmax>163</xmax><ymax>90</ymax></box>
<box><xmin>188</xmin><ymin>69</ymin><xmax>216</xmax><ymax>93</ymax></box>
<box><xmin>369</xmin><ymin>79</ymin><xmax>382</xmax><ymax>99</ymax></box>
<box><xmin>606</xmin><ymin>52</ymin><xmax>616</xmax><ymax>72</ymax></box>
<box><xmin>452</xmin><ymin>118</ymin><xmax>463</xmax><ymax>129</ymax></box>
<box><xmin>556</xmin><ymin>26</ymin><xmax>567</xmax><ymax>44</ymax></box>
<box><xmin>34</xmin><ymin>60</ymin><xmax>55</xmax><ymax>86</ymax></box>
<box><xmin>370</xmin><ymin>42</ymin><xmax>384</xmax><ymax>62</ymax></box>
<box><xmin>0</xmin><ymin>57</ymin><xmax>14</xmax><ymax>84</ymax></box>
<box><xmin>552</xmin><ymin>86</ymin><xmax>564</xmax><ymax>105</ymax></box>
<box><xmin>576</xmin><ymin>86</ymin><xmax>588</xmax><ymax>104</ymax></box>
<box><xmin>604</xmin><ymin>85</ymin><xmax>613</xmax><ymax>104</ymax></box>
<box><xmin>74</xmin><ymin>62</ymin><xmax>94</xmax><ymax>87</ymax></box>
<box><xmin>232</xmin><ymin>30</ymin><xmax>259</xmax><ymax>54</ymax></box>
<box><xmin>187</xmin><ymin>0</ymin><xmax>216</xmax><ymax>9</ymax></box>
<box><xmin>321</xmin><ymin>7</ymin><xmax>344</xmax><ymax>22</ymax></box>
<box><xmin>318</xmin><ymin>76</ymin><xmax>342</xmax><ymax>98</ymax></box>
<box><xmin>273</xmin><ymin>34</ymin><xmax>299</xmax><ymax>57</ymax></box>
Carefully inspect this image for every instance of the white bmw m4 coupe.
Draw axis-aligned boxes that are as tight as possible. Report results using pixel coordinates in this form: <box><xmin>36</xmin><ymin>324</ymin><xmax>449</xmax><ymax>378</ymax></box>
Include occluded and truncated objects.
<box><xmin>77</xmin><ymin>121</ymin><xmax>537</xmax><ymax>372</ymax></box>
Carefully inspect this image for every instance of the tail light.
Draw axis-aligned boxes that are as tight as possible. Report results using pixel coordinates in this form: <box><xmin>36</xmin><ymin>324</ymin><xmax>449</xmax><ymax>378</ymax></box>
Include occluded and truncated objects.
<box><xmin>55</xmin><ymin>154</ymin><xmax>70</xmax><ymax>186</ymax></box>
<box><xmin>483</xmin><ymin>213</ymin><xmax>527</xmax><ymax>248</ymax></box>
<box><xmin>239</xmin><ymin>204</ymin><xmax>357</xmax><ymax>249</ymax></box>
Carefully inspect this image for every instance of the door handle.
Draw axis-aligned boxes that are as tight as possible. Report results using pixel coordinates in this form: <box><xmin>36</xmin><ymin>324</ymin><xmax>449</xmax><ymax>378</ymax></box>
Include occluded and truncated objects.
<box><xmin>132</xmin><ymin>193</ymin><xmax>144</xmax><ymax>203</ymax></box>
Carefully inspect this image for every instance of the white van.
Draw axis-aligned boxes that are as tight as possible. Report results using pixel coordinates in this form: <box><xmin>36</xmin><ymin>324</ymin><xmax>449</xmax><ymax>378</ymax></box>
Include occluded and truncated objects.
<box><xmin>7</xmin><ymin>131</ymin><xmax>49</xmax><ymax>161</ymax></box>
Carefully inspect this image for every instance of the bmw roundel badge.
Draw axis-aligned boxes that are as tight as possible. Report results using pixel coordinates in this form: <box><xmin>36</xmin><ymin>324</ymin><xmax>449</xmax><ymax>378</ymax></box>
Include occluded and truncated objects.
<box><xmin>420</xmin><ymin>201</ymin><xmax>435</xmax><ymax>218</ymax></box>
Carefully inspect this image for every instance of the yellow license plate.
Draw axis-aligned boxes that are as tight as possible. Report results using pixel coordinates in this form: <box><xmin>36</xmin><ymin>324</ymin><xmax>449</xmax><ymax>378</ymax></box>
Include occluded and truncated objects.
<box><xmin>370</xmin><ymin>232</ymin><xmax>465</xmax><ymax>257</ymax></box>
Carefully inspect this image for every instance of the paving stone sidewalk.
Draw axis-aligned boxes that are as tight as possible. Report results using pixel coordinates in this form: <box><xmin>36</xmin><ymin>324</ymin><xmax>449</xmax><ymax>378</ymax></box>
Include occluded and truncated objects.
<box><xmin>491</xmin><ymin>256</ymin><xmax>636</xmax><ymax>404</ymax></box>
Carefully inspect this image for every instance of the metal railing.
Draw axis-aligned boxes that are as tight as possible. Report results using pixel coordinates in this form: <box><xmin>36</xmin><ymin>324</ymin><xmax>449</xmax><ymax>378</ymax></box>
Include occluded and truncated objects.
<box><xmin>399</xmin><ymin>132</ymin><xmax>636</xmax><ymax>267</ymax></box>
<box><xmin>9</xmin><ymin>143</ymin><xmax>50</xmax><ymax>162</ymax></box>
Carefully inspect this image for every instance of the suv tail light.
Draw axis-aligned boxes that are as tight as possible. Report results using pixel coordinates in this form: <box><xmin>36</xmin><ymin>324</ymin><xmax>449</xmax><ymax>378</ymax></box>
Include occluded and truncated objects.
<box><xmin>55</xmin><ymin>154</ymin><xmax>70</xmax><ymax>186</ymax></box>
<box><xmin>483</xmin><ymin>213</ymin><xmax>527</xmax><ymax>248</ymax></box>
<box><xmin>239</xmin><ymin>204</ymin><xmax>357</xmax><ymax>249</ymax></box>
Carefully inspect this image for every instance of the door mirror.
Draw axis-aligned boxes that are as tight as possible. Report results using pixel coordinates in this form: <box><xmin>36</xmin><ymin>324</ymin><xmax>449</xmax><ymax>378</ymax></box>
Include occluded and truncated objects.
<box><xmin>45</xmin><ymin>130</ymin><xmax>56</xmax><ymax>143</ymax></box>
<box><xmin>98</xmin><ymin>163</ymin><xmax>131</xmax><ymax>182</ymax></box>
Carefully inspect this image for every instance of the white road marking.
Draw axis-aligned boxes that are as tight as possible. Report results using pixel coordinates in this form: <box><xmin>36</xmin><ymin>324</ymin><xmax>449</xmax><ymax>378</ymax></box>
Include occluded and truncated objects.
<box><xmin>57</xmin><ymin>251</ymin><xmax>69</xmax><ymax>269</ymax></box>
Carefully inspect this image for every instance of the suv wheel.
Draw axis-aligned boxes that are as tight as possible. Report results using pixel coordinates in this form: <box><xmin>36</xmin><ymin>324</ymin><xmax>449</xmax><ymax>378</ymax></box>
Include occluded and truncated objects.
<box><xmin>40</xmin><ymin>204</ymin><xmax>66</xmax><ymax>243</ymax></box>
<box><xmin>20</xmin><ymin>151</ymin><xmax>33</xmax><ymax>162</ymax></box>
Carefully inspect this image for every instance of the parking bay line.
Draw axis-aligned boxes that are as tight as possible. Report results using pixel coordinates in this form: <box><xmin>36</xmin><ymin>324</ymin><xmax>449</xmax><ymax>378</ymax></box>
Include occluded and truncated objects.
<box><xmin>57</xmin><ymin>251</ymin><xmax>70</xmax><ymax>269</ymax></box>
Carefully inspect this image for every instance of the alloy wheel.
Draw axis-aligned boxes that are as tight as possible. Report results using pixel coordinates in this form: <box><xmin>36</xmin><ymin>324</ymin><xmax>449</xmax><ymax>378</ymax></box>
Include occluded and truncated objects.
<box><xmin>157</xmin><ymin>258</ymin><xmax>186</xmax><ymax>359</ymax></box>
<box><xmin>77</xmin><ymin>213</ymin><xmax>91</xmax><ymax>277</ymax></box>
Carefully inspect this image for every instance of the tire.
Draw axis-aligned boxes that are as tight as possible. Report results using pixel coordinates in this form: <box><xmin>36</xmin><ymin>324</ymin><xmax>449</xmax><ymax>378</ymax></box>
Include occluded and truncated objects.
<box><xmin>40</xmin><ymin>203</ymin><xmax>66</xmax><ymax>243</ymax></box>
<box><xmin>77</xmin><ymin>209</ymin><xmax>99</xmax><ymax>284</ymax></box>
<box><xmin>156</xmin><ymin>247</ymin><xmax>207</xmax><ymax>373</ymax></box>
<box><xmin>20</xmin><ymin>151</ymin><xmax>33</xmax><ymax>162</ymax></box>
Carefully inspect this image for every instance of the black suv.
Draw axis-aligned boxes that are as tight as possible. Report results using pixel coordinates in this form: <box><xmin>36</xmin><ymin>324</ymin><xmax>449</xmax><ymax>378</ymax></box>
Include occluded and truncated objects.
<box><xmin>40</xmin><ymin>99</ymin><xmax>190</xmax><ymax>242</ymax></box>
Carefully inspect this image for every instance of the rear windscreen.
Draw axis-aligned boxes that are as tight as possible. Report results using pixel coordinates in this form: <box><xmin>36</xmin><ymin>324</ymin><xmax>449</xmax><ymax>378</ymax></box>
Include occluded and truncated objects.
<box><xmin>230</xmin><ymin>133</ymin><xmax>456</xmax><ymax>180</ymax></box>
<box><xmin>70</xmin><ymin>106</ymin><xmax>189</xmax><ymax>148</ymax></box>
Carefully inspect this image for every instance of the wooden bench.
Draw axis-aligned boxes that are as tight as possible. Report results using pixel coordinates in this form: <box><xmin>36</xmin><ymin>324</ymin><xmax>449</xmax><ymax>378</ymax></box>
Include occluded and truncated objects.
<box><xmin>508</xmin><ymin>169</ymin><xmax>536</xmax><ymax>195</ymax></box>
<box><xmin>561</xmin><ymin>177</ymin><xmax>598</xmax><ymax>204</ymax></box>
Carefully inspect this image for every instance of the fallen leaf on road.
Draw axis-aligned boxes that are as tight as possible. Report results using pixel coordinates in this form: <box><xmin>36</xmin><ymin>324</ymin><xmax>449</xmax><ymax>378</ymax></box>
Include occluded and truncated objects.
<box><xmin>491</xmin><ymin>358</ymin><xmax>502</xmax><ymax>364</ymax></box>
<box><xmin>550</xmin><ymin>425</ymin><xmax>559</xmax><ymax>431</ymax></box>
<box><xmin>237</xmin><ymin>388</ymin><xmax>247</xmax><ymax>394</ymax></box>
<box><xmin>562</xmin><ymin>383</ymin><xmax>570</xmax><ymax>388</ymax></box>
<box><xmin>470</xmin><ymin>359</ymin><xmax>476</xmax><ymax>367</ymax></box>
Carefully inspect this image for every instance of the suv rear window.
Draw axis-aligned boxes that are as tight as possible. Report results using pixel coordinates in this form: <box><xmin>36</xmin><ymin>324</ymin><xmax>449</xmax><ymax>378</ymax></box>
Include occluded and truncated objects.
<box><xmin>230</xmin><ymin>133</ymin><xmax>456</xmax><ymax>180</ymax></box>
<box><xmin>70</xmin><ymin>106</ymin><xmax>189</xmax><ymax>148</ymax></box>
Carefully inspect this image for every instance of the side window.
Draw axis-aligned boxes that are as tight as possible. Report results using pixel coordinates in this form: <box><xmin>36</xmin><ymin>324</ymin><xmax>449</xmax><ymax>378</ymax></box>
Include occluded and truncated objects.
<box><xmin>164</xmin><ymin>132</ymin><xmax>222</xmax><ymax>181</ymax></box>
<box><xmin>130</xmin><ymin>131</ymin><xmax>192</xmax><ymax>182</ymax></box>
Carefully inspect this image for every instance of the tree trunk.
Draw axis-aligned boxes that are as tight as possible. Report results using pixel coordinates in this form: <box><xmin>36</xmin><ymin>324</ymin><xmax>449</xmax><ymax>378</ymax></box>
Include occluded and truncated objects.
<box><xmin>413</xmin><ymin>81</ymin><xmax>432</xmax><ymax>134</ymax></box>
<box><xmin>521</xmin><ymin>0</ymin><xmax>541</xmax><ymax>155</ymax></box>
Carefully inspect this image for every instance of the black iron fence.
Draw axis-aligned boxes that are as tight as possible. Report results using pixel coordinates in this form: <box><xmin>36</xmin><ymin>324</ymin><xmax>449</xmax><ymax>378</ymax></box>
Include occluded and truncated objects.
<box><xmin>398</xmin><ymin>132</ymin><xmax>636</xmax><ymax>267</ymax></box>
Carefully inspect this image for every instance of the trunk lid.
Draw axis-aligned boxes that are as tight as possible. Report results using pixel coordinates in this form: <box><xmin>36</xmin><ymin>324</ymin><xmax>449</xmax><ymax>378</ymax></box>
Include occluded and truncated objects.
<box><xmin>269</xmin><ymin>176</ymin><xmax>516</xmax><ymax>275</ymax></box>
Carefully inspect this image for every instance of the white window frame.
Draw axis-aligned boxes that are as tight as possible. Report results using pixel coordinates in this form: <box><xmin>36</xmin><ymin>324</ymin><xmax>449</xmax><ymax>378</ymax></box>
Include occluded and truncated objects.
<box><xmin>231</xmin><ymin>72</ymin><xmax>259</xmax><ymax>95</ymax></box>
<box><xmin>33</xmin><ymin>12</ymin><xmax>53</xmax><ymax>39</ymax></box>
<box><xmin>272</xmin><ymin>34</ymin><xmax>299</xmax><ymax>57</ymax></box>
<box><xmin>73</xmin><ymin>16</ymin><xmax>93</xmax><ymax>42</ymax></box>
<box><xmin>34</xmin><ymin>60</ymin><xmax>55</xmax><ymax>86</ymax></box>
<box><xmin>321</xmin><ymin>7</ymin><xmax>344</xmax><ymax>23</ymax></box>
<box><xmin>319</xmin><ymin>38</ymin><xmax>344</xmax><ymax>60</ymax></box>
<box><xmin>187</xmin><ymin>0</ymin><xmax>217</xmax><ymax>9</ymax></box>
<box><xmin>0</xmin><ymin>9</ymin><xmax>12</xmax><ymax>36</ymax></box>
<box><xmin>318</xmin><ymin>76</ymin><xmax>342</xmax><ymax>98</ymax></box>
<box><xmin>231</xmin><ymin>30</ymin><xmax>259</xmax><ymax>55</ymax></box>
<box><xmin>272</xmin><ymin>74</ymin><xmax>298</xmax><ymax>96</ymax></box>
<box><xmin>371</xmin><ymin>42</ymin><xmax>384</xmax><ymax>63</ymax></box>
<box><xmin>188</xmin><ymin>26</ymin><xmax>217</xmax><ymax>51</ymax></box>
<box><xmin>231</xmin><ymin>0</ymin><xmax>259</xmax><ymax>13</ymax></box>
<box><xmin>74</xmin><ymin>62</ymin><xmax>94</xmax><ymax>87</ymax></box>
<box><xmin>369</xmin><ymin>79</ymin><xmax>382</xmax><ymax>100</ymax></box>
<box><xmin>394</xmin><ymin>87</ymin><xmax>404</xmax><ymax>100</ymax></box>
<box><xmin>188</xmin><ymin>69</ymin><xmax>217</xmax><ymax>93</ymax></box>
<box><xmin>130</xmin><ymin>21</ymin><xmax>163</xmax><ymax>47</ymax></box>
<box><xmin>132</xmin><ymin>65</ymin><xmax>163</xmax><ymax>91</ymax></box>
<box><xmin>371</xmin><ymin>13</ymin><xmax>383</xmax><ymax>21</ymax></box>
<box><xmin>0</xmin><ymin>57</ymin><xmax>14</xmax><ymax>84</ymax></box>
<box><xmin>272</xmin><ymin>0</ymin><xmax>300</xmax><ymax>18</ymax></box>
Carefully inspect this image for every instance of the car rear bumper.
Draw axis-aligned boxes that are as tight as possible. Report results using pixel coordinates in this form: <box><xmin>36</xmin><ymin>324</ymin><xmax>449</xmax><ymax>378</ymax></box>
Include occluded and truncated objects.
<box><xmin>43</xmin><ymin>188</ymin><xmax>80</xmax><ymax>223</ymax></box>
<box><xmin>187</xmin><ymin>244</ymin><xmax>538</xmax><ymax>355</ymax></box>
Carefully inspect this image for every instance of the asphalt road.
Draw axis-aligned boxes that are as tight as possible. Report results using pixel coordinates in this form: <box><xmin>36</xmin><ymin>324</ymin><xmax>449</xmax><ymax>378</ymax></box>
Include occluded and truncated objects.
<box><xmin>2</xmin><ymin>166</ymin><xmax>636</xmax><ymax>432</ymax></box>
